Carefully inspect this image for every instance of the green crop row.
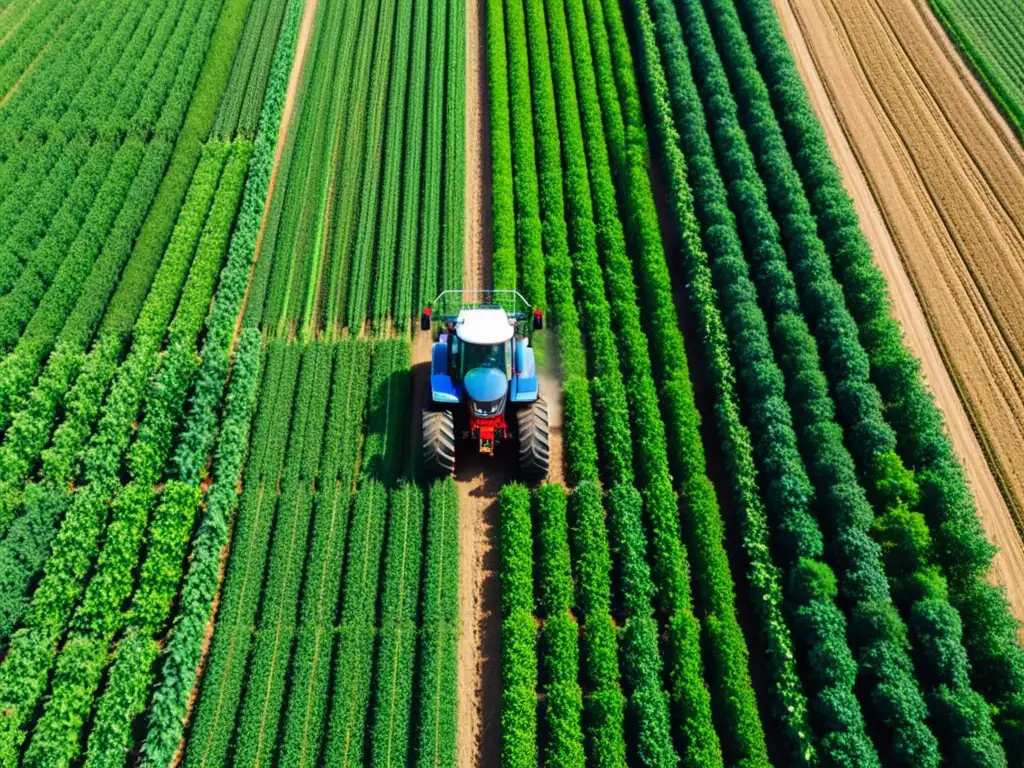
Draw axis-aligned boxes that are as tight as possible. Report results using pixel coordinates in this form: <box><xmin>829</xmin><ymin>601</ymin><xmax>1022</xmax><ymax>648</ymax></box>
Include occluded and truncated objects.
<box><xmin>689</xmin><ymin>0</ymin><xmax>1006</xmax><ymax>762</ymax></box>
<box><xmin>0</xmin><ymin>0</ymin><xmax>123</xmax><ymax>229</ymax></box>
<box><xmin>361</xmin><ymin>338</ymin><xmax>411</xmax><ymax>486</ymax></box>
<box><xmin>0</xmin><ymin>136</ymin><xmax>99</xmax><ymax>297</ymax></box>
<box><xmin>259</xmin><ymin>0</ymin><xmax>337</xmax><ymax>334</ymax></box>
<box><xmin>489</xmin><ymin>0</ymin><xmax>516</xmax><ymax>292</ymax></box>
<box><xmin>0</xmin><ymin>0</ymin><xmax>134</xmax><ymax>153</ymax></box>
<box><xmin>499</xmin><ymin>484</ymin><xmax>537</xmax><ymax>768</ymax></box>
<box><xmin>346</xmin><ymin>0</ymin><xmax>402</xmax><ymax>331</ymax></box>
<box><xmin>0</xmin><ymin>137</ymin><xmax>153</xmax><ymax>420</ymax></box>
<box><xmin>639</xmin><ymin>0</ymin><xmax>888</xmax><ymax>762</ymax></box>
<box><xmin>514</xmin><ymin>0</ymin><xmax>625</xmax><ymax>763</ymax></box>
<box><xmin>172</xmin><ymin>0</ymin><xmax>302</xmax><ymax>484</ymax></box>
<box><xmin>622</xmin><ymin>0</ymin><xmax>814</xmax><ymax>760</ymax></box>
<box><xmin>927</xmin><ymin>0</ymin><xmax>1024</xmax><ymax>141</ymax></box>
<box><xmin>183</xmin><ymin>342</ymin><xmax>300</xmax><ymax>768</ymax></box>
<box><xmin>278</xmin><ymin>341</ymin><xmax>369</xmax><ymax>768</ymax></box>
<box><xmin>324</xmin><ymin>479</ymin><xmax>389</xmax><ymax>766</ymax></box>
<box><xmin>0</xmin><ymin>0</ymin><xmax>80</xmax><ymax>103</ymax></box>
<box><xmin>88</xmin><ymin>330</ymin><xmax>259</xmax><ymax>768</ymax></box>
<box><xmin>562</xmin><ymin>0</ymin><xmax>733</xmax><ymax>760</ymax></box>
<box><xmin>538</xmin><ymin>0</ymin><xmax>683</xmax><ymax>762</ymax></box>
<box><xmin>417</xmin><ymin>0</ymin><xmax>448</xmax><ymax>306</ymax></box>
<box><xmin>0</xmin><ymin>144</ymin><xmax>229</xmax><ymax>651</ymax></box>
<box><xmin>441</xmin><ymin>0</ymin><xmax>465</xmax><ymax>294</ymax></box>
<box><xmin>233</xmin><ymin>341</ymin><xmax>333</xmax><ymax>766</ymax></box>
<box><xmin>214</xmin><ymin>0</ymin><xmax>288</xmax><ymax>139</ymax></box>
<box><xmin>414</xmin><ymin>477</ymin><xmax>459</xmax><ymax>768</ymax></box>
<box><xmin>317</xmin><ymin>0</ymin><xmax>375</xmax><ymax>333</ymax></box>
<box><xmin>503</xmin><ymin>0</ymin><xmax>544</xmax><ymax>309</ymax></box>
<box><xmin>0</xmin><ymin>142</ymin><xmax>250</xmax><ymax>768</ymax></box>
<box><xmin>392</xmin><ymin>0</ymin><xmax>431</xmax><ymax>324</ymax></box>
<box><xmin>298</xmin><ymin>0</ymin><xmax>360</xmax><ymax>337</ymax></box>
<box><xmin>591</xmin><ymin>0</ymin><xmax>769</xmax><ymax>761</ymax></box>
<box><xmin>731</xmin><ymin>0</ymin><xmax>1024</xmax><ymax>758</ymax></box>
<box><xmin>534</xmin><ymin>485</ymin><xmax>585</xmax><ymax>768</ymax></box>
<box><xmin>369</xmin><ymin>483</ymin><xmax>425</xmax><ymax>768</ymax></box>
<box><xmin>371</xmin><ymin>0</ymin><xmax>415</xmax><ymax>329</ymax></box>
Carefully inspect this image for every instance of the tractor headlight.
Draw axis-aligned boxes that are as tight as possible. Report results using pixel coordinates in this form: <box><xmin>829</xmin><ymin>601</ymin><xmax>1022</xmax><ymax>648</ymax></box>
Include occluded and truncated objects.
<box><xmin>469</xmin><ymin>395</ymin><xmax>505</xmax><ymax>417</ymax></box>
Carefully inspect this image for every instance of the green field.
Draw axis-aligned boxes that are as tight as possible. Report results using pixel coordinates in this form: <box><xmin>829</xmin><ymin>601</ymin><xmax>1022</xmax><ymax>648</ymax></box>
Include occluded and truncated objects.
<box><xmin>1</xmin><ymin>0</ymin><xmax>1023</xmax><ymax>765</ymax></box>
<box><xmin>929</xmin><ymin>0</ymin><xmax>1024</xmax><ymax>140</ymax></box>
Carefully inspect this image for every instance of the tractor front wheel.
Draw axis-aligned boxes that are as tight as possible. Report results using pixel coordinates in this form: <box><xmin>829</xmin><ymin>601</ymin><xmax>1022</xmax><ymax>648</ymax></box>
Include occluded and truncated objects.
<box><xmin>517</xmin><ymin>398</ymin><xmax>550</xmax><ymax>480</ymax></box>
<box><xmin>423</xmin><ymin>407</ymin><xmax>456</xmax><ymax>476</ymax></box>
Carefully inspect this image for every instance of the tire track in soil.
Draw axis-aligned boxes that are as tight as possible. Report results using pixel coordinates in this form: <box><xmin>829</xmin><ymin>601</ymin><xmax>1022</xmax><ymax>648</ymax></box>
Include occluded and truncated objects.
<box><xmin>773</xmin><ymin>0</ymin><xmax>1024</xmax><ymax>625</ymax></box>
<box><xmin>454</xmin><ymin>0</ymin><xmax>502</xmax><ymax>761</ymax></box>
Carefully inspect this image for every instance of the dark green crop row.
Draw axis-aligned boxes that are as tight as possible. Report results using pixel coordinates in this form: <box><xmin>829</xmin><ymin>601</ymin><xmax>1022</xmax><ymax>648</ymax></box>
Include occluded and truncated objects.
<box><xmin>279</xmin><ymin>340</ymin><xmax>370</xmax><ymax>768</ymax></box>
<box><xmin>324</xmin><ymin>479</ymin><xmax>389</xmax><ymax>766</ymax></box>
<box><xmin>534</xmin><ymin>484</ymin><xmax>585</xmax><ymax>768</ymax></box>
<box><xmin>505</xmin><ymin>0</ymin><xmax>545</xmax><ymax>309</ymax></box>
<box><xmin>213</xmin><ymin>0</ymin><xmax>288</xmax><ymax>139</ymax></box>
<box><xmin>499</xmin><ymin>483</ymin><xmax>538</xmax><ymax>768</ymax></box>
<box><xmin>392</xmin><ymin>0</ymin><xmax>431</xmax><ymax>324</ymax></box>
<box><xmin>346</xmin><ymin>0</ymin><xmax>401</xmax><ymax>331</ymax></box>
<box><xmin>691</xmin><ymin>0</ymin><xmax>1005</xmax><ymax>762</ymax></box>
<box><xmin>489</xmin><ymin>0</ymin><xmax>517</xmax><ymax>292</ymax></box>
<box><xmin>441</xmin><ymin>0</ymin><xmax>465</xmax><ymax>295</ymax></box>
<box><xmin>233</xmin><ymin>341</ymin><xmax>333</xmax><ymax>766</ymax></box>
<box><xmin>623</xmin><ymin>0</ymin><xmax>814</xmax><ymax>760</ymax></box>
<box><xmin>371</xmin><ymin>0</ymin><xmax>415</xmax><ymax>329</ymax></box>
<box><xmin>414</xmin><ymin>477</ymin><xmax>459</xmax><ymax>768</ymax></box>
<box><xmin>370</xmin><ymin>483</ymin><xmax>425</xmax><ymax>768</ymax></box>
<box><xmin>592</xmin><ymin>0</ymin><xmax>770</xmax><ymax>761</ymax></box>
<box><xmin>731</xmin><ymin>0</ymin><xmax>1024</xmax><ymax>758</ymax></box>
<box><xmin>180</xmin><ymin>342</ymin><xmax>300</xmax><ymax>768</ymax></box>
<box><xmin>416</xmin><ymin>0</ymin><xmax>449</xmax><ymax>308</ymax></box>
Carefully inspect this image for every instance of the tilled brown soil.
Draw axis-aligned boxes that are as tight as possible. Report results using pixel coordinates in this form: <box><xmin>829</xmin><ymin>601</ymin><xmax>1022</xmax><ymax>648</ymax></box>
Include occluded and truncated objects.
<box><xmin>773</xmin><ymin>0</ymin><xmax>1024</xmax><ymax>623</ymax></box>
<box><xmin>455</xmin><ymin>0</ymin><xmax>503</xmax><ymax>763</ymax></box>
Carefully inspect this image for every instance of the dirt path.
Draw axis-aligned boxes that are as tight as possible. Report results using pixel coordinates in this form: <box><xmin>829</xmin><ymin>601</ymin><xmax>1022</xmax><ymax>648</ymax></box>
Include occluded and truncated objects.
<box><xmin>454</xmin><ymin>0</ymin><xmax>503</xmax><ymax>761</ymax></box>
<box><xmin>772</xmin><ymin>0</ymin><xmax>1024</xmax><ymax>625</ymax></box>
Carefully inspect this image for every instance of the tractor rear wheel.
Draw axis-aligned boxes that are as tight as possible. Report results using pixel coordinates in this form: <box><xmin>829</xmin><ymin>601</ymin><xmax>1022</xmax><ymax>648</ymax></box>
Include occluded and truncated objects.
<box><xmin>517</xmin><ymin>398</ymin><xmax>549</xmax><ymax>480</ymax></box>
<box><xmin>423</xmin><ymin>407</ymin><xmax>456</xmax><ymax>476</ymax></box>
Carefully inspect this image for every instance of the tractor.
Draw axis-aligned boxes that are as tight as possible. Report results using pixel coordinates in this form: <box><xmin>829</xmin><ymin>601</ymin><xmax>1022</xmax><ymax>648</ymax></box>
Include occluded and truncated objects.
<box><xmin>420</xmin><ymin>290</ymin><xmax>549</xmax><ymax>479</ymax></box>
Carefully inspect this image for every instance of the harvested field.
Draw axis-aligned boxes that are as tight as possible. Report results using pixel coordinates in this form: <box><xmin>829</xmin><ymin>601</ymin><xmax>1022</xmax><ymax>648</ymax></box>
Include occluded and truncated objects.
<box><xmin>773</xmin><ymin>0</ymin><xmax>1024</xmax><ymax>621</ymax></box>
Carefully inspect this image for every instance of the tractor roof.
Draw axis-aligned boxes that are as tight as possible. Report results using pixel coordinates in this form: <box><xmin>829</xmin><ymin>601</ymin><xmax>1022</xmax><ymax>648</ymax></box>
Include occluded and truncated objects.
<box><xmin>455</xmin><ymin>308</ymin><xmax>514</xmax><ymax>345</ymax></box>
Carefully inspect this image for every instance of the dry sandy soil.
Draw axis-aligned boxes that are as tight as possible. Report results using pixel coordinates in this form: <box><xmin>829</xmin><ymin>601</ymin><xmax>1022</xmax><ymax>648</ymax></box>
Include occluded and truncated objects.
<box><xmin>772</xmin><ymin>0</ymin><xmax>1024</xmax><ymax>622</ymax></box>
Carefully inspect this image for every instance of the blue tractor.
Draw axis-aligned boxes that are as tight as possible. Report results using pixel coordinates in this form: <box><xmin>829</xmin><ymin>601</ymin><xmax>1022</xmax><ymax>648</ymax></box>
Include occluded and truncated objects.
<box><xmin>420</xmin><ymin>290</ymin><xmax>549</xmax><ymax>479</ymax></box>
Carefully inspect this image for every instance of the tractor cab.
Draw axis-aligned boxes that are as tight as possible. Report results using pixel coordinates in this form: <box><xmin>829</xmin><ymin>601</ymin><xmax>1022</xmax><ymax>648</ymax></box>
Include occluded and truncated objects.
<box><xmin>421</xmin><ymin>291</ymin><xmax>549</xmax><ymax>479</ymax></box>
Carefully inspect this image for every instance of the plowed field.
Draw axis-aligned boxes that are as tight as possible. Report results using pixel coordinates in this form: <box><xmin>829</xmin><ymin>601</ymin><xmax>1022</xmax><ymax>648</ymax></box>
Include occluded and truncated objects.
<box><xmin>773</xmin><ymin>0</ymin><xmax>1024</xmax><ymax>622</ymax></box>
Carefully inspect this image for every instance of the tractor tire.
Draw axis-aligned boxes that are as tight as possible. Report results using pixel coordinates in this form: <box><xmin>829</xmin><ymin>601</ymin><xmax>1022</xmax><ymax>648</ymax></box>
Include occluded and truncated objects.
<box><xmin>423</xmin><ymin>407</ymin><xmax>456</xmax><ymax>476</ymax></box>
<box><xmin>517</xmin><ymin>398</ymin><xmax>550</xmax><ymax>480</ymax></box>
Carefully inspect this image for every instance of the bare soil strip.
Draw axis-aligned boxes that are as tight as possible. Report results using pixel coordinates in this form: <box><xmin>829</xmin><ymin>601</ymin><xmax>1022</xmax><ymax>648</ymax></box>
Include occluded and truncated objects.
<box><xmin>772</xmin><ymin>0</ymin><xmax>1024</xmax><ymax>623</ymax></box>
<box><xmin>455</xmin><ymin>0</ymin><xmax>503</xmax><ymax>761</ymax></box>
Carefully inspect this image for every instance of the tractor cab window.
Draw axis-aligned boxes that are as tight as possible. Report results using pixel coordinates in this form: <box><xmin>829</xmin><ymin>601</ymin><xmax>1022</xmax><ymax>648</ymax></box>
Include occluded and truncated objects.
<box><xmin>461</xmin><ymin>342</ymin><xmax>505</xmax><ymax>376</ymax></box>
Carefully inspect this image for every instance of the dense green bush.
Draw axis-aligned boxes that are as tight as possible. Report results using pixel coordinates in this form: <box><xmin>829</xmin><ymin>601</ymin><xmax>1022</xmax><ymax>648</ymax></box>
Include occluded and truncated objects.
<box><xmin>624</xmin><ymin>0</ymin><xmax>816</xmax><ymax>759</ymax></box>
<box><xmin>731</xmin><ymin>0</ymin><xmax>1024</xmax><ymax>756</ymax></box>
